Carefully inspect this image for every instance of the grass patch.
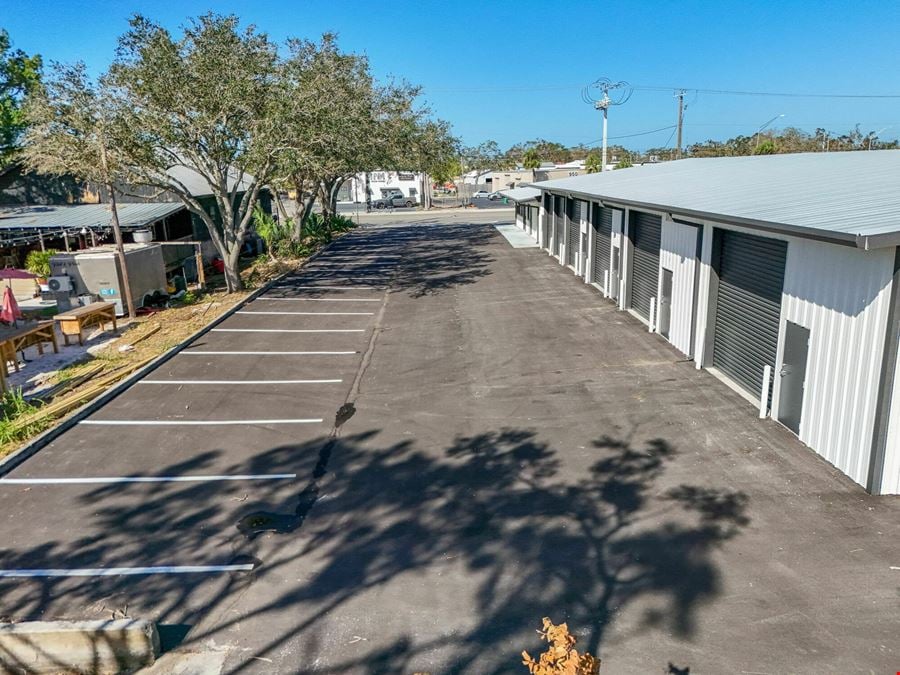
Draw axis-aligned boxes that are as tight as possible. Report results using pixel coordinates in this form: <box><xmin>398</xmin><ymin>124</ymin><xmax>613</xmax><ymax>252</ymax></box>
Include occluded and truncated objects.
<box><xmin>0</xmin><ymin>388</ymin><xmax>50</xmax><ymax>448</ymax></box>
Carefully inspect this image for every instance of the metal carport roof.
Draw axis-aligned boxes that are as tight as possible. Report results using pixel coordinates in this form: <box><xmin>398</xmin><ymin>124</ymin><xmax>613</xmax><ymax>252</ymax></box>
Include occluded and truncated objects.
<box><xmin>498</xmin><ymin>186</ymin><xmax>541</xmax><ymax>203</ymax></box>
<box><xmin>529</xmin><ymin>150</ymin><xmax>900</xmax><ymax>249</ymax></box>
<box><xmin>0</xmin><ymin>203</ymin><xmax>186</xmax><ymax>243</ymax></box>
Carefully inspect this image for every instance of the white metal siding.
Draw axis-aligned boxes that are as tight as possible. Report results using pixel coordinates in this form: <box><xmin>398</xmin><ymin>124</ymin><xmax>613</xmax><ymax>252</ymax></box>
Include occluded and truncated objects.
<box><xmin>882</xmin><ymin>346</ymin><xmax>900</xmax><ymax>494</ymax></box>
<box><xmin>774</xmin><ymin>240</ymin><xmax>894</xmax><ymax>487</ymax></box>
<box><xmin>659</xmin><ymin>218</ymin><xmax>698</xmax><ymax>356</ymax></box>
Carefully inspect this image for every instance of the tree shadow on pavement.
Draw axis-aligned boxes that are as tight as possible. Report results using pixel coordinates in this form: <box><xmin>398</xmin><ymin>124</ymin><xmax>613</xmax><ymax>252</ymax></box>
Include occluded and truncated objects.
<box><xmin>0</xmin><ymin>425</ymin><xmax>748</xmax><ymax>673</ymax></box>
<box><xmin>267</xmin><ymin>223</ymin><xmax>496</xmax><ymax>299</ymax></box>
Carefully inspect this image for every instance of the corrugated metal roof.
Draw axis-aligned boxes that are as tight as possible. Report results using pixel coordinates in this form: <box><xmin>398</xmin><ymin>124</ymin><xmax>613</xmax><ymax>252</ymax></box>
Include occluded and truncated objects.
<box><xmin>0</xmin><ymin>202</ymin><xmax>185</xmax><ymax>237</ymax></box>
<box><xmin>530</xmin><ymin>150</ymin><xmax>900</xmax><ymax>249</ymax></box>
<box><xmin>167</xmin><ymin>165</ymin><xmax>254</xmax><ymax>197</ymax></box>
<box><xmin>499</xmin><ymin>186</ymin><xmax>541</xmax><ymax>203</ymax></box>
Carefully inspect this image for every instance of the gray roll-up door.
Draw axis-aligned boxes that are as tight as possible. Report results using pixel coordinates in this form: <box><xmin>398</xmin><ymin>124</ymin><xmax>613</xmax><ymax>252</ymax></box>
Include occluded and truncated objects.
<box><xmin>542</xmin><ymin>195</ymin><xmax>551</xmax><ymax>250</ymax></box>
<box><xmin>553</xmin><ymin>196</ymin><xmax>564</xmax><ymax>256</ymax></box>
<box><xmin>628</xmin><ymin>211</ymin><xmax>662</xmax><ymax>320</ymax></box>
<box><xmin>566</xmin><ymin>199</ymin><xmax>580</xmax><ymax>267</ymax></box>
<box><xmin>591</xmin><ymin>203</ymin><xmax>611</xmax><ymax>285</ymax></box>
<box><xmin>712</xmin><ymin>229</ymin><xmax>787</xmax><ymax>403</ymax></box>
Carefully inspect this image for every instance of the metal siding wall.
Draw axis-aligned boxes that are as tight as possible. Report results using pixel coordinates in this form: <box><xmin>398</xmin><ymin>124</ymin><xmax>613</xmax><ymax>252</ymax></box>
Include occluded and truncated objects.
<box><xmin>776</xmin><ymin>240</ymin><xmax>894</xmax><ymax>487</ymax></box>
<box><xmin>566</xmin><ymin>199</ymin><xmax>579</xmax><ymax>267</ymax></box>
<box><xmin>659</xmin><ymin>218</ymin><xmax>698</xmax><ymax>356</ymax></box>
<box><xmin>882</xmin><ymin>348</ymin><xmax>900</xmax><ymax>494</ymax></box>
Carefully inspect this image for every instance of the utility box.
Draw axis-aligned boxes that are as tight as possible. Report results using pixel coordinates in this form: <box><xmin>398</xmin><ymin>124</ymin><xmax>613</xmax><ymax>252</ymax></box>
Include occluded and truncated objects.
<box><xmin>50</xmin><ymin>244</ymin><xmax>167</xmax><ymax>316</ymax></box>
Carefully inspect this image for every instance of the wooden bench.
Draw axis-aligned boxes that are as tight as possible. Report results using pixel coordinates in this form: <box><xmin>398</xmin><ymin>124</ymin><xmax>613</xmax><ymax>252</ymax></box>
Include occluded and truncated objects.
<box><xmin>54</xmin><ymin>302</ymin><xmax>118</xmax><ymax>346</ymax></box>
<box><xmin>0</xmin><ymin>321</ymin><xmax>59</xmax><ymax>375</ymax></box>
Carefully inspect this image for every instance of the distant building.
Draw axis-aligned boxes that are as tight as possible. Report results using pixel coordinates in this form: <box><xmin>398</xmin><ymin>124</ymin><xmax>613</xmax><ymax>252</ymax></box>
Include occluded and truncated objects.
<box><xmin>338</xmin><ymin>171</ymin><xmax>426</xmax><ymax>204</ymax></box>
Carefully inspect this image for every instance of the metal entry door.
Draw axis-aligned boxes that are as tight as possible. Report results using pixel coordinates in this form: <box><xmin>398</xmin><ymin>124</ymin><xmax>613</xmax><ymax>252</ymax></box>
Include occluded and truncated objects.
<box><xmin>778</xmin><ymin>321</ymin><xmax>810</xmax><ymax>435</ymax></box>
<box><xmin>658</xmin><ymin>268</ymin><xmax>673</xmax><ymax>338</ymax></box>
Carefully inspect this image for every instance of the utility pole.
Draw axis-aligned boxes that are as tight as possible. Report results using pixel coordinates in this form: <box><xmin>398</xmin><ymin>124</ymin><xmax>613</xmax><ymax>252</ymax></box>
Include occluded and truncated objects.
<box><xmin>583</xmin><ymin>79</ymin><xmax>632</xmax><ymax>172</ymax></box>
<box><xmin>675</xmin><ymin>89</ymin><xmax>685</xmax><ymax>159</ymax></box>
<box><xmin>599</xmin><ymin>99</ymin><xmax>609</xmax><ymax>170</ymax></box>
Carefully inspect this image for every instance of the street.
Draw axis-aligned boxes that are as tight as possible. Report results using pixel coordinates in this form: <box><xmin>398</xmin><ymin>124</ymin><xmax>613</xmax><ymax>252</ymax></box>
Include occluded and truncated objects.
<box><xmin>0</xmin><ymin>211</ymin><xmax>898</xmax><ymax>674</ymax></box>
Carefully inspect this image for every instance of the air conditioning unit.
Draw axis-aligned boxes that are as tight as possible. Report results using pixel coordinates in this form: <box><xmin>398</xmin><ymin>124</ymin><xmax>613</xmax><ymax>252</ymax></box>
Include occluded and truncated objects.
<box><xmin>48</xmin><ymin>275</ymin><xmax>72</xmax><ymax>293</ymax></box>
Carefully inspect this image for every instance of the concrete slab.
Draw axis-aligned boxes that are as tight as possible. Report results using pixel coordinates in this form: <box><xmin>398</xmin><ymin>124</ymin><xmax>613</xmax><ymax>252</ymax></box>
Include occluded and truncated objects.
<box><xmin>0</xmin><ymin>619</ymin><xmax>159</xmax><ymax>674</ymax></box>
<box><xmin>493</xmin><ymin>223</ymin><xmax>539</xmax><ymax>248</ymax></box>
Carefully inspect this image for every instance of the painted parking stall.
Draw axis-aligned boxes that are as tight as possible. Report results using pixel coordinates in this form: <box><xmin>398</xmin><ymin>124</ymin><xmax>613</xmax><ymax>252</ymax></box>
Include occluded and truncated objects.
<box><xmin>0</xmin><ymin>228</ymin><xmax>393</xmax><ymax>586</ymax></box>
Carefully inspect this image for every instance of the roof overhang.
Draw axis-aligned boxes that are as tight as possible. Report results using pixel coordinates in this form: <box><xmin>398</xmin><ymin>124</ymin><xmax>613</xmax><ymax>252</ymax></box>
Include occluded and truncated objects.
<box><xmin>530</xmin><ymin>184</ymin><xmax>875</xmax><ymax>250</ymax></box>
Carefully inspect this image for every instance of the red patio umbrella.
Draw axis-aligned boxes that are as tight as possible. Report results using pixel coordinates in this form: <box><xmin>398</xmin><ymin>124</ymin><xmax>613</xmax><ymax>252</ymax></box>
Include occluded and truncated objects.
<box><xmin>0</xmin><ymin>269</ymin><xmax>38</xmax><ymax>280</ymax></box>
<box><xmin>0</xmin><ymin>285</ymin><xmax>22</xmax><ymax>325</ymax></box>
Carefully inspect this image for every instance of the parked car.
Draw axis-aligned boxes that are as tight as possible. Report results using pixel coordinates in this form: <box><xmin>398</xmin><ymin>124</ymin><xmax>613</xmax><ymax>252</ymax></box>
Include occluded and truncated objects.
<box><xmin>373</xmin><ymin>193</ymin><xmax>415</xmax><ymax>209</ymax></box>
<box><xmin>488</xmin><ymin>191</ymin><xmax>504</xmax><ymax>201</ymax></box>
<box><xmin>472</xmin><ymin>190</ymin><xmax>490</xmax><ymax>199</ymax></box>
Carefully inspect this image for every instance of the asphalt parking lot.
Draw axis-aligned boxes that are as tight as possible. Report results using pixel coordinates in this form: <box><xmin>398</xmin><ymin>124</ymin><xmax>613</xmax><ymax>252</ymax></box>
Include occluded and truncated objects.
<box><xmin>0</xmin><ymin>214</ymin><xmax>898</xmax><ymax>674</ymax></box>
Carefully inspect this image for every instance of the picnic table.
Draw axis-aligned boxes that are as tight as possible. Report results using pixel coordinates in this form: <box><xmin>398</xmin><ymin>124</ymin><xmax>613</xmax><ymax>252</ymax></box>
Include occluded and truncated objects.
<box><xmin>0</xmin><ymin>320</ymin><xmax>59</xmax><ymax>375</ymax></box>
<box><xmin>54</xmin><ymin>301</ymin><xmax>118</xmax><ymax>346</ymax></box>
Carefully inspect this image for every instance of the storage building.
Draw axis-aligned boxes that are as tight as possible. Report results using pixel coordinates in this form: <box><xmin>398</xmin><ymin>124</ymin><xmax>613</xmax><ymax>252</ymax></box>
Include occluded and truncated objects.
<box><xmin>502</xmin><ymin>151</ymin><xmax>900</xmax><ymax>495</ymax></box>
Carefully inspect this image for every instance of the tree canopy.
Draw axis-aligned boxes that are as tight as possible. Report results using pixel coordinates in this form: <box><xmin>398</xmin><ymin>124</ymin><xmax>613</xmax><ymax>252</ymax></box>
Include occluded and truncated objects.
<box><xmin>17</xmin><ymin>13</ymin><xmax>457</xmax><ymax>291</ymax></box>
<box><xmin>0</xmin><ymin>29</ymin><xmax>42</xmax><ymax>164</ymax></box>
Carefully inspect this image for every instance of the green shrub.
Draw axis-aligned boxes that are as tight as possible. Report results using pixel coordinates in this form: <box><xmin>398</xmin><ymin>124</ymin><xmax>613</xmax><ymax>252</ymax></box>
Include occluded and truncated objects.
<box><xmin>24</xmin><ymin>249</ymin><xmax>58</xmax><ymax>278</ymax></box>
<box><xmin>252</xmin><ymin>204</ymin><xmax>292</xmax><ymax>260</ymax></box>
<box><xmin>329</xmin><ymin>214</ymin><xmax>356</xmax><ymax>233</ymax></box>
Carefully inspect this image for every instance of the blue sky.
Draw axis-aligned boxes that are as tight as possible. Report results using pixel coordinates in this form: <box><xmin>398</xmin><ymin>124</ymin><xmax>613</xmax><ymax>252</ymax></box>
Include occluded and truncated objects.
<box><xmin>4</xmin><ymin>0</ymin><xmax>900</xmax><ymax>150</ymax></box>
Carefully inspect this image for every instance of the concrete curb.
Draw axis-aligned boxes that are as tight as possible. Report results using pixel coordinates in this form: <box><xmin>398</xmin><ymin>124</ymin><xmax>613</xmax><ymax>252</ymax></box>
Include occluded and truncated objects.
<box><xmin>0</xmin><ymin>619</ymin><xmax>160</xmax><ymax>674</ymax></box>
<box><xmin>0</xmin><ymin>240</ymin><xmax>339</xmax><ymax>478</ymax></box>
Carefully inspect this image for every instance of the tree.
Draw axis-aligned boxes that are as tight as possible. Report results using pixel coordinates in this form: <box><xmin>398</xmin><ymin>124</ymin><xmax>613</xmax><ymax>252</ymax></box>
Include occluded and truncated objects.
<box><xmin>522</xmin><ymin>148</ymin><xmax>541</xmax><ymax>170</ymax></box>
<box><xmin>430</xmin><ymin>156</ymin><xmax>462</xmax><ymax>187</ymax></box>
<box><xmin>753</xmin><ymin>139</ymin><xmax>777</xmax><ymax>155</ymax></box>
<box><xmin>108</xmin><ymin>14</ymin><xmax>283</xmax><ymax>292</ymax></box>
<box><xmin>22</xmin><ymin>62</ymin><xmax>137</xmax><ymax>318</ymax></box>
<box><xmin>275</xmin><ymin>34</ymin><xmax>455</xmax><ymax>224</ymax></box>
<box><xmin>462</xmin><ymin>140</ymin><xmax>503</xmax><ymax>175</ymax></box>
<box><xmin>584</xmin><ymin>151</ymin><xmax>601</xmax><ymax>174</ymax></box>
<box><xmin>0</xmin><ymin>29</ymin><xmax>42</xmax><ymax>164</ymax></box>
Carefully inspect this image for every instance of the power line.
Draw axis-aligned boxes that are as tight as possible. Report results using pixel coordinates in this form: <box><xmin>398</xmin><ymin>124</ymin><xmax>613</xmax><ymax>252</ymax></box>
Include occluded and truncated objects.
<box><xmin>631</xmin><ymin>85</ymin><xmax>900</xmax><ymax>99</ymax></box>
<box><xmin>581</xmin><ymin>125</ymin><xmax>676</xmax><ymax>144</ymax></box>
<box><xmin>425</xmin><ymin>83</ymin><xmax>900</xmax><ymax>99</ymax></box>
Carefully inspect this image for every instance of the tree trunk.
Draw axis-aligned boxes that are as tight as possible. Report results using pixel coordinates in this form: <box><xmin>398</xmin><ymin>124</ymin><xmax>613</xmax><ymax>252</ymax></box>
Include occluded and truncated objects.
<box><xmin>275</xmin><ymin>192</ymin><xmax>291</xmax><ymax>226</ymax></box>
<box><xmin>223</xmin><ymin>243</ymin><xmax>243</xmax><ymax>292</ymax></box>
<box><xmin>328</xmin><ymin>180</ymin><xmax>342</xmax><ymax>219</ymax></box>
<box><xmin>318</xmin><ymin>182</ymin><xmax>334</xmax><ymax>221</ymax></box>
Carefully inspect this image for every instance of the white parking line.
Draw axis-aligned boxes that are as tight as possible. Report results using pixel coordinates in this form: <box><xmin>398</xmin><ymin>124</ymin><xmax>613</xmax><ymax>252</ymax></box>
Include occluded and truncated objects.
<box><xmin>0</xmin><ymin>474</ymin><xmax>297</xmax><ymax>485</ymax></box>
<box><xmin>211</xmin><ymin>328</ymin><xmax>365</xmax><ymax>333</ymax></box>
<box><xmin>287</xmin><ymin>286</ymin><xmax>379</xmax><ymax>290</ymax></box>
<box><xmin>237</xmin><ymin>311</ymin><xmax>373</xmax><ymax>316</ymax></box>
<box><xmin>0</xmin><ymin>565</ymin><xmax>254</xmax><ymax>578</ymax></box>
<box><xmin>139</xmin><ymin>379</ymin><xmax>342</xmax><ymax>385</ymax></box>
<box><xmin>259</xmin><ymin>298</ymin><xmax>381</xmax><ymax>302</ymax></box>
<box><xmin>239</xmin><ymin>312</ymin><xmax>372</xmax><ymax>316</ymax></box>
<box><xmin>182</xmin><ymin>351</ymin><xmax>358</xmax><ymax>355</ymax></box>
<box><xmin>80</xmin><ymin>419</ymin><xmax>323</xmax><ymax>426</ymax></box>
<box><xmin>305</xmin><ymin>262</ymin><xmax>395</xmax><ymax>267</ymax></box>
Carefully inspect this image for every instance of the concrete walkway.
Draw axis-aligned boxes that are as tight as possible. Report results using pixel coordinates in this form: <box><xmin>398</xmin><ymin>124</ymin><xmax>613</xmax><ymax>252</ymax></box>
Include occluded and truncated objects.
<box><xmin>0</xmin><ymin>219</ymin><xmax>897</xmax><ymax>675</ymax></box>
